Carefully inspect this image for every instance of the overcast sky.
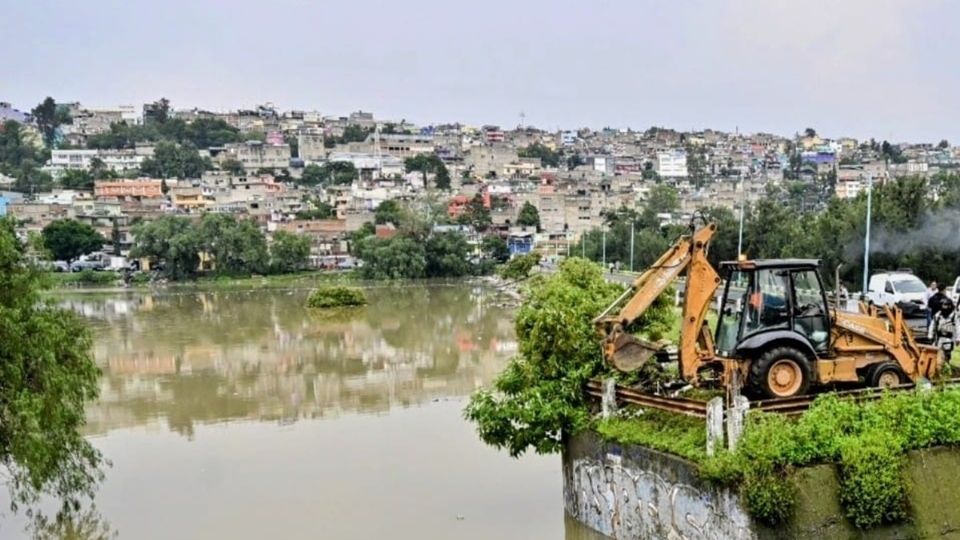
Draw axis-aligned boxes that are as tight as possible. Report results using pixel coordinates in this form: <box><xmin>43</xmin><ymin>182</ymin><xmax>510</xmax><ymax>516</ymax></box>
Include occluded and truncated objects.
<box><xmin>3</xmin><ymin>0</ymin><xmax>958</xmax><ymax>142</ymax></box>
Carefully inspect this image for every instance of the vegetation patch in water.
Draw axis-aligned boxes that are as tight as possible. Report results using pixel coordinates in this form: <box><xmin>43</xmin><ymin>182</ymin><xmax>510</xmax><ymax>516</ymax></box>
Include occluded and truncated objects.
<box><xmin>307</xmin><ymin>286</ymin><xmax>367</xmax><ymax>308</ymax></box>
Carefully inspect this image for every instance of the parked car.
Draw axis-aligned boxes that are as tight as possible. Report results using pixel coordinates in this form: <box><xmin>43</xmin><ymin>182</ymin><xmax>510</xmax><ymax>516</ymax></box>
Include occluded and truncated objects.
<box><xmin>70</xmin><ymin>259</ymin><xmax>105</xmax><ymax>272</ymax></box>
<box><xmin>52</xmin><ymin>260</ymin><xmax>69</xmax><ymax>272</ymax></box>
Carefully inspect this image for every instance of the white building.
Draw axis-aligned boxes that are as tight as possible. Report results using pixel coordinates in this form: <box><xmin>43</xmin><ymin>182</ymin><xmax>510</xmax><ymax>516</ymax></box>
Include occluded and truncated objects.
<box><xmin>47</xmin><ymin>149</ymin><xmax>145</xmax><ymax>175</ymax></box>
<box><xmin>655</xmin><ymin>151</ymin><xmax>688</xmax><ymax>178</ymax></box>
<box><xmin>221</xmin><ymin>141</ymin><xmax>291</xmax><ymax>171</ymax></box>
<box><xmin>328</xmin><ymin>152</ymin><xmax>404</xmax><ymax>177</ymax></box>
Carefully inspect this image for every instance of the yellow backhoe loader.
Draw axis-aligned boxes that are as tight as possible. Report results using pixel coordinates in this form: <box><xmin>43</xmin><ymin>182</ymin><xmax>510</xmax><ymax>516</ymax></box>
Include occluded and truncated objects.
<box><xmin>594</xmin><ymin>220</ymin><xmax>940</xmax><ymax>399</ymax></box>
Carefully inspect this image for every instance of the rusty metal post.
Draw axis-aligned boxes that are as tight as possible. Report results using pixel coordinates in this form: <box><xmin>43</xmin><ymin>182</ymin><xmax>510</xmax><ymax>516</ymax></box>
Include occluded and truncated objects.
<box><xmin>706</xmin><ymin>397</ymin><xmax>724</xmax><ymax>456</ymax></box>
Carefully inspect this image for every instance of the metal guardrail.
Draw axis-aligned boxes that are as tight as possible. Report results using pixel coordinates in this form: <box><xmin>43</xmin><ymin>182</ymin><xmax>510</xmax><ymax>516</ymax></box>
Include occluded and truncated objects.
<box><xmin>584</xmin><ymin>379</ymin><xmax>708</xmax><ymax>418</ymax></box>
<box><xmin>586</xmin><ymin>377</ymin><xmax>960</xmax><ymax>418</ymax></box>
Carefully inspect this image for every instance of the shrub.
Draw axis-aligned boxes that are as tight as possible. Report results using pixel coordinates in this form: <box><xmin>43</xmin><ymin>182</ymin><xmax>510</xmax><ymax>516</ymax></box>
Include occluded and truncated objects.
<box><xmin>307</xmin><ymin>286</ymin><xmax>367</xmax><ymax>308</ymax></box>
<box><xmin>76</xmin><ymin>269</ymin><xmax>118</xmax><ymax>286</ymax></box>
<box><xmin>498</xmin><ymin>253</ymin><xmax>541</xmax><ymax>281</ymax></box>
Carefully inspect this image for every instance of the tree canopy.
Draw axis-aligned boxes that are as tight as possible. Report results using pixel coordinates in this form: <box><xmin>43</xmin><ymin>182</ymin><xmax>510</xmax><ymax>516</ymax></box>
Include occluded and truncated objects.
<box><xmin>269</xmin><ymin>231</ymin><xmax>311</xmax><ymax>274</ymax></box>
<box><xmin>404</xmin><ymin>154</ymin><xmax>451</xmax><ymax>189</ymax></box>
<box><xmin>31</xmin><ymin>97</ymin><xmax>71</xmax><ymax>147</ymax></box>
<box><xmin>0</xmin><ymin>120</ymin><xmax>53</xmax><ymax>193</ymax></box>
<box><xmin>0</xmin><ymin>218</ymin><xmax>104</xmax><ymax>514</ymax></box>
<box><xmin>518</xmin><ymin>143</ymin><xmax>560</xmax><ymax>168</ymax></box>
<box><xmin>41</xmin><ymin>219</ymin><xmax>105</xmax><ymax>262</ymax></box>
<box><xmin>139</xmin><ymin>141</ymin><xmax>212</xmax><ymax>179</ymax></box>
<box><xmin>517</xmin><ymin>201</ymin><xmax>540</xmax><ymax>229</ymax></box>
<box><xmin>457</xmin><ymin>193</ymin><xmax>491</xmax><ymax>232</ymax></box>
<box><xmin>465</xmin><ymin>258</ymin><xmax>675</xmax><ymax>456</ymax></box>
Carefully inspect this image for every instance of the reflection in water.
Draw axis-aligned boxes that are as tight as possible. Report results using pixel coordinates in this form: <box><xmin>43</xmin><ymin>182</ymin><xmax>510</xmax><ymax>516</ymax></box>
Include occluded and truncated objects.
<box><xmin>27</xmin><ymin>283</ymin><xmax>610</xmax><ymax>540</ymax></box>
<box><xmin>28</xmin><ymin>506</ymin><xmax>116</xmax><ymax>540</ymax></box>
<box><xmin>63</xmin><ymin>283</ymin><xmax>517</xmax><ymax>437</ymax></box>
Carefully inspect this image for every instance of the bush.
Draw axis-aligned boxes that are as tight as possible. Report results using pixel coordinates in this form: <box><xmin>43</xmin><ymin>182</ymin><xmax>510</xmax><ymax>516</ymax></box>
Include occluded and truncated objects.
<box><xmin>466</xmin><ymin>259</ymin><xmax>622</xmax><ymax>456</ymax></box>
<box><xmin>76</xmin><ymin>269</ymin><xmax>118</xmax><ymax>286</ymax></box>
<box><xmin>497</xmin><ymin>252</ymin><xmax>541</xmax><ymax>281</ymax></box>
<box><xmin>697</xmin><ymin>390</ymin><xmax>960</xmax><ymax>528</ymax></box>
<box><xmin>307</xmin><ymin>286</ymin><xmax>367</xmax><ymax>308</ymax></box>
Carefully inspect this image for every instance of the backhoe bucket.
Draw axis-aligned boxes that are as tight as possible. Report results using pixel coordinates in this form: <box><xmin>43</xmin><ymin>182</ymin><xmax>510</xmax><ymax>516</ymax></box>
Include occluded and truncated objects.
<box><xmin>605</xmin><ymin>333</ymin><xmax>661</xmax><ymax>372</ymax></box>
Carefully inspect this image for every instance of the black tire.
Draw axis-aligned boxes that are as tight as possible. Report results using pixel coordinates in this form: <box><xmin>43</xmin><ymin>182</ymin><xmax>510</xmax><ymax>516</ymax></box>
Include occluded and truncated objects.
<box><xmin>866</xmin><ymin>362</ymin><xmax>905</xmax><ymax>388</ymax></box>
<box><xmin>749</xmin><ymin>346</ymin><xmax>812</xmax><ymax>399</ymax></box>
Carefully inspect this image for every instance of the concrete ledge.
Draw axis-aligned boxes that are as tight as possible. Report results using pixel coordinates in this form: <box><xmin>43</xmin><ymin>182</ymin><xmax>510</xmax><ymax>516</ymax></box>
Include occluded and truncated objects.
<box><xmin>563</xmin><ymin>431</ymin><xmax>960</xmax><ymax>539</ymax></box>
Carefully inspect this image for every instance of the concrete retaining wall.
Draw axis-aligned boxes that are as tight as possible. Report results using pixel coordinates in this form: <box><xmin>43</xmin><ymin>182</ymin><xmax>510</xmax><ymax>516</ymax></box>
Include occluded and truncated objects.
<box><xmin>564</xmin><ymin>431</ymin><xmax>960</xmax><ymax>539</ymax></box>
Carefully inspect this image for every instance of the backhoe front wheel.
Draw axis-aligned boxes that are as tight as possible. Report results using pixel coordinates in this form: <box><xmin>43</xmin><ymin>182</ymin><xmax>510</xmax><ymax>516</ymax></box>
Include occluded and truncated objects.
<box><xmin>866</xmin><ymin>362</ymin><xmax>905</xmax><ymax>388</ymax></box>
<box><xmin>749</xmin><ymin>347</ymin><xmax>812</xmax><ymax>399</ymax></box>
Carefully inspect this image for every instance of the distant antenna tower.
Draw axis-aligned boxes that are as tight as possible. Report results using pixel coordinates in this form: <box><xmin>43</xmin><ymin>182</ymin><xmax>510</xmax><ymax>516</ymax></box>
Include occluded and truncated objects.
<box><xmin>519</xmin><ymin>111</ymin><xmax>526</xmax><ymax>129</ymax></box>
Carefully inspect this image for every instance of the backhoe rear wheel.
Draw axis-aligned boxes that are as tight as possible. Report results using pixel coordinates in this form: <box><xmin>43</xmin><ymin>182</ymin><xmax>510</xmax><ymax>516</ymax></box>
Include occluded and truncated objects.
<box><xmin>749</xmin><ymin>346</ymin><xmax>812</xmax><ymax>399</ymax></box>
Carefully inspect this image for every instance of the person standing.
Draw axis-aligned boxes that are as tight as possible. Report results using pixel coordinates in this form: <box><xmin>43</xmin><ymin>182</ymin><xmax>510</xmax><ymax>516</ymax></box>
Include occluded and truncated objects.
<box><xmin>925</xmin><ymin>281</ymin><xmax>939</xmax><ymax>329</ymax></box>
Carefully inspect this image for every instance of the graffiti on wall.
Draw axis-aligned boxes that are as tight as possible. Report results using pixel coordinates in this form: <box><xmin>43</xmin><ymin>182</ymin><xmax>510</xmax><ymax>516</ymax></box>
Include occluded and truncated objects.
<box><xmin>565</xmin><ymin>454</ymin><xmax>754</xmax><ymax>540</ymax></box>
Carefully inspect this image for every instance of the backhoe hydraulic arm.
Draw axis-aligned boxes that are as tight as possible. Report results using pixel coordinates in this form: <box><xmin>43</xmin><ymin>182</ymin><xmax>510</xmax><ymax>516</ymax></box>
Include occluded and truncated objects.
<box><xmin>594</xmin><ymin>223</ymin><xmax>720</xmax><ymax>380</ymax></box>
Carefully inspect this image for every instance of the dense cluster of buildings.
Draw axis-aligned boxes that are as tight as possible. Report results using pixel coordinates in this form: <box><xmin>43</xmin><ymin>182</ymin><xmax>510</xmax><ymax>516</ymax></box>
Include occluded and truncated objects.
<box><xmin>2</xmin><ymin>99</ymin><xmax>959</xmax><ymax>264</ymax></box>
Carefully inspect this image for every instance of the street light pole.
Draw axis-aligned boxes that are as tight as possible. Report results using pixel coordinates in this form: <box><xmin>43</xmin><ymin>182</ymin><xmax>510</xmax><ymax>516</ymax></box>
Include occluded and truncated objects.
<box><xmin>602</xmin><ymin>225</ymin><xmax>607</xmax><ymax>268</ymax></box>
<box><xmin>737</xmin><ymin>199</ymin><xmax>745</xmax><ymax>257</ymax></box>
<box><xmin>862</xmin><ymin>174</ymin><xmax>873</xmax><ymax>296</ymax></box>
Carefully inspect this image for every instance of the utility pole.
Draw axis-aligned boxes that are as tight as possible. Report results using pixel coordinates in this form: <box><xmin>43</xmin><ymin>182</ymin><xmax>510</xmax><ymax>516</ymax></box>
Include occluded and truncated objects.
<box><xmin>602</xmin><ymin>225</ymin><xmax>606</xmax><ymax>268</ymax></box>
<box><xmin>862</xmin><ymin>174</ymin><xmax>873</xmax><ymax>296</ymax></box>
<box><xmin>737</xmin><ymin>198</ymin><xmax>745</xmax><ymax>257</ymax></box>
<box><xmin>629</xmin><ymin>220</ymin><xmax>635</xmax><ymax>272</ymax></box>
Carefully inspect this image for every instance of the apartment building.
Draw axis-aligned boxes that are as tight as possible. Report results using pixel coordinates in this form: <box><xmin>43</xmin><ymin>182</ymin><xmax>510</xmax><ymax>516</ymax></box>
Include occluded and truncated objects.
<box><xmin>221</xmin><ymin>141</ymin><xmax>291</xmax><ymax>170</ymax></box>
<box><xmin>94</xmin><ymin>179</ymin><xmax>164</xmax><ymax>199</ymax></box>
<box><xmin>655</xmin><ymin>151</ymin><xmax>688</xmax><ymax>178</ymax></box>
<box><xmin>48</xmin><ymin>149</ymin><xmax>145</xmax><ymax>174</ymax></box>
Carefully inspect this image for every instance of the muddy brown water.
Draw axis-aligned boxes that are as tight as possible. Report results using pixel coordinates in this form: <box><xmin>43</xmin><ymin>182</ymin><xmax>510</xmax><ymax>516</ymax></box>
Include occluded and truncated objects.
<box><xmin>0</xmin><ymin>282</ymin><xmax>607</xmax><ymax>539</ymax></box>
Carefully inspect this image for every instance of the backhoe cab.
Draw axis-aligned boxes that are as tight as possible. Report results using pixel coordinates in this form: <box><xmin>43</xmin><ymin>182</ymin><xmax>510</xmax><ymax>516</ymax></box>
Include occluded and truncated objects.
<box><xmin>595</xmin><ymin>220</ymin><xmax>940</xmax><ymax>399</ymax></box>
<box><xmin>714</xmin><ymin>260</ymin><xmax>831</xmax><ymax>398</ymax></box>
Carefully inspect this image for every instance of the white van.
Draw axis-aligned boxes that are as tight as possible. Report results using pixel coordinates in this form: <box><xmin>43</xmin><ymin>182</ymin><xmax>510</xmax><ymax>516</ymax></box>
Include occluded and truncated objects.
<box><xmin>865</xmin><ymin>271</ymin><xmax>927</xmax><ymax>308</ymax></box>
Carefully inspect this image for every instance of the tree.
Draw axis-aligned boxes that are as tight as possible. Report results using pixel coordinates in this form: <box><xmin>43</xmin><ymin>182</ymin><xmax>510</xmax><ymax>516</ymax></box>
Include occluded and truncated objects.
<box><xmin>517</xmin><ymin>201</ymin><xmax>540</xmax><ymax>229</ymax></box>
<box><xmin>41</xmin><ymin>219</ymin><xmax>105</xmax><ymax>262</ymax></box>
<box><xmin>374</xmin><ymin>199</ymin><xmax>404</xmax><ymax>226</ymax></box>
<box><xmin>517</xmin><ymin>143</ymin><xmax>560</xmax><ymax>168</ymax></box>
<box><xmin>567</xmin><ymin>153</ymin><xmax>585</xmax><ymax>169</ymax></box>
<box><xmin>356</xmin><ymin>235</ymin><xmax>427</xmax><ymax>279</ymax></box>
<box><xmin>0</xmin><ymin>120</ymin><xmax>52</xmax><ymax>193</ymax></box>
<box><xmin>139</xmin><ymin>141</ymin><xmax>212</xmax><ymax>179</ymax></box>
<box><xmin>498</xmin><ymin>252</ymin><xmax>541</xmax><ymax>280</ymax></box>
<box><xmin>482</xmin><ymin>235</ymin><xmax>510</xmax><ymax>262</ymax></box>
<box><xmin>301</xmin><ymin>161</ymin><xmax>359</xmax><ymax>186</ymax></box>
<box><xmin>144</xmin><ymin>98</ymin><xmax>171</xmax><ymax>125</ymax></box>
<box><xmin>938</xmin><ymin>140</ymin><xmax>950</xmax><ymax>150</ymax></box>
<box><xmin>404</xmin><ymin>154</ymin><xmax>450</xmax><ymax>189</ymax></box>
<box><xmin>221</xmin><ymin>158</ymin><xmax>245</xmax><ymax>176</ymax></box>
<box><xmin>425</xmin><ymin>232</ymin><xmax>472</xmax><ymax>277</ymax></box>
<box><xmin>803</xmin><ymin>127</ymin><xmax>817</xmax><ymax>138</ymax></box>
<box><xmin>198</xmin><ymin>214</ymin><xmax>269</xmax><ymax>275</ymax></box>
<box><xmin>295</xmin><ymin>201</ymin><xmax>334</xmax><ymax>220</ymax></box>
<box><xmin>299</xmin><ymin>163</ymin><xmax>324</xmax><ymax>186</ymax></box>
<box><xmin>110</xmin><ymin>221</ymin><xmax>122</xmax><ymax>256</ymax></box>
<box><xmin>0</xmin><ymin>218</ymin><xmax>104</xmax><ymax>514</ymax></box>
<box><xmin>457</xmin><ymin>193</ymin><xmax>492</xmax><ymax>232</ymax></box>
<box><xmin>60</xmin><ymin>169</ymin><xmax>95</xmax><ymax>190</ymax></box>
<box><xmin>31</xmin><ymin>97</ymin><xmax>71</xmax><ymax>147</ymax></box>
<box><xmin>181</xmin><ymin>118</ymin><xmax>240</xmax><ymax>148</ymax></box>
<box><xmin>130</xmin><ymin>216</ymin><xmax>201</xmax><ymax>279</ymax></box>
<box><xmin>645</xmin><ymin>184</ymin><xmax>680</xmax><ymax>215</ymax></box>
<box><xmin>464</xmin><ymin>259</ymin><xmax>623</xmax><ymax>456</ymax></box>
<box><xmin>269</xmin><ymin>231</ymin><xmax>311</xmax><ymax>273</ymax></box>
